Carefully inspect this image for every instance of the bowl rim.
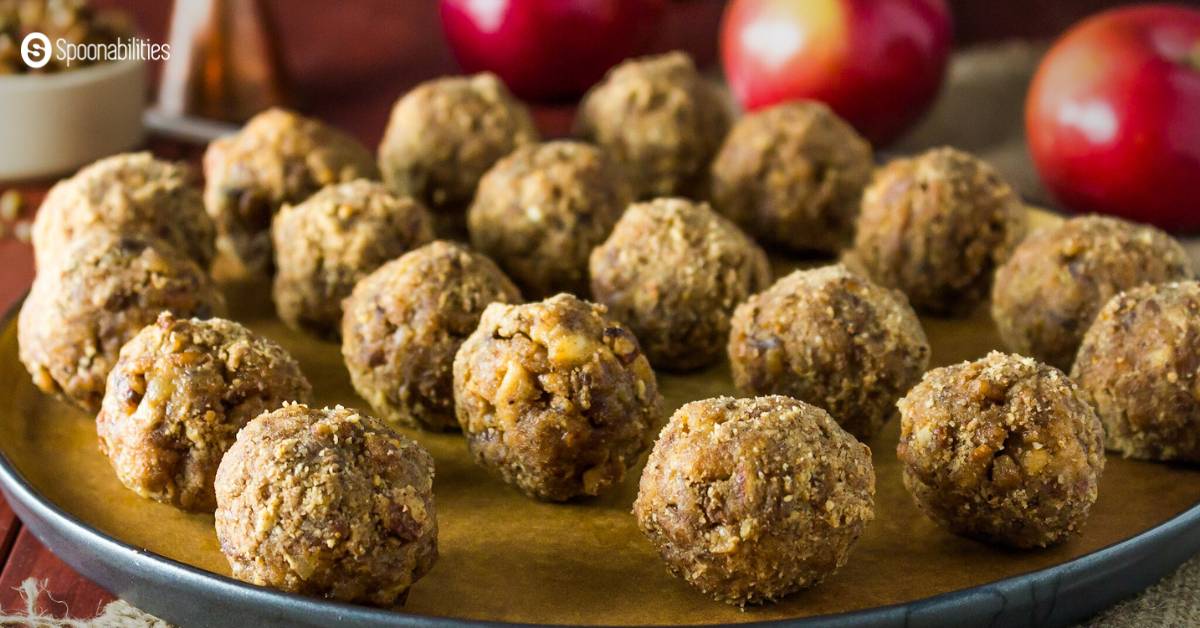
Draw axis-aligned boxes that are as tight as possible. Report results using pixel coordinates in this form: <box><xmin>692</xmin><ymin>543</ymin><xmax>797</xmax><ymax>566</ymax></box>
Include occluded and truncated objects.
<box><xmin>0</xmin><ymin>57</ymin><xmax>145</xmax><ymax>93</ymax></box>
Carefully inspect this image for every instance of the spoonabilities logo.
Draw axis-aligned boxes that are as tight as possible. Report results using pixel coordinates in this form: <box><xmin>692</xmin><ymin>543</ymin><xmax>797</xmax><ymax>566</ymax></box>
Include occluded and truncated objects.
<box><xmin>20</xmin><ymin>32</ymin><xmax>51</xmax><ymax>69</ymax></box>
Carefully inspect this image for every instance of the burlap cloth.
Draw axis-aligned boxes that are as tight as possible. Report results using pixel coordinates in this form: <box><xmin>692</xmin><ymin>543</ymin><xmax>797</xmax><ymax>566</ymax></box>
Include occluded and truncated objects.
<box><xmin>7</xmin><ymin>43</ymin><xmax>1196</xmax><ymax>627</ymax></box>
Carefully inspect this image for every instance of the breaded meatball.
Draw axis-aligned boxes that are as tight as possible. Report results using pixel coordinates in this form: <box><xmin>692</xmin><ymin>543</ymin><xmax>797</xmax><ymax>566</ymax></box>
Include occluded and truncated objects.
<box><xmin>634</xmin><ymin>396</ymin><xmax>875</xmax><ymax>606</ymax></box>
<box><xmin>204</xmin><ymin>108</ymin><xmax>380</xmax><ymax>274</ymax></box>
<box><xmin>589</xmin><ymin>198</ymin><xmax>770</xmax><ymax>371</ymax></box>
<box><xmin>378</xmin><ymin>73</ymin><xmax>539</xmax><ymax>224</ymax></box>
<box><xmin>342</xmin><ymin>241</ymin><xmax>522</xmax><ymax>431</ymax></box>
<box><xmin>575</xmin><ymin>52</ymin><xmax>732</xmax><ymax>200</ymax></box>
<box><xmin>1073</xmin><ymin>282</ymin><xmax>1200</xmax><ymax>462</ymax></box>
<box><xmin>992</xmin><ymin>215</ymin><xmax>1193</xmax><ymax>370</ymax></box>
<box><xmin>468</xmin><ymin>141</ymin><xmax>631</xmax><ymax>298</ymax></box>
<box><xmin>18</xmin><ymin>232</ymin><xmax>226</xmax><ymax>412</ymax></box>
<box><xmin>97</xmin><ymin>313</ymin><xmax>311</xmax><ymax>511</ymax></box>
<box><xmin>849</xmin><ymin>147</ymin><xmax>1027</xmax><ymax>316</ymax></box>
<box><xmin>271</xmin><ymin>179</ymin><xmax>435</xmax><ymax>339</ymax></box>
<box><xmin>453</xmin><ymin>294</ymin><xmax>661</xmax><ymax>501</ymax></box>
<box><xmin>32</xmin><ymin>152</ymin><xmax>215</xmax><ymax>270</ymax></box>
<box><xmin>897</xmin><ymin>352</ymin><xmax>1105</xmax><ymax>548</ymax></box>
<box><xmin>728</xmin><ymin>265</ymin><xmax>930</xmax><ymax>440</ymax></box>
<box><xmin>711</xmin><ymin>102</ymin><xmax>873</xmax><ymax>253</ymax></box>
<box><xmin>214</xmin><ymin>404</ymin><xmax>437</xmax><ymax>607</ymax></box>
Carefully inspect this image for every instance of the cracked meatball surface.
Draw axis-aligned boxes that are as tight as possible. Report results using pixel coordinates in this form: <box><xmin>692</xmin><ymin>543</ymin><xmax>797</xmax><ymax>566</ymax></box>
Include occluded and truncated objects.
<box><xmin>342</xmin><ymin>241</ymin><xmax>522</xmax><ymax>431</ymax></box>
<box><xmin>214</xmin><ymin>404</ymin><xmax>437</xmax><ymax>607</ymax></box>
<box><xmin>575</xmin><ymin>52</ymin><xmax>731</xmax><ymax>200</ymax></box>
<box><xmin>468</xmin><ymin>141</ymin><xmax>632</xmax><ymax>298</ymax></box>
<box><xmin>729</xmin><ymin>265</ymin><xmax>930</xmax><ymax>440</ymax></box>
<box><xmin>1072</xmin><ymin>281</ymin><xmax>1200</xmax><ymax>463</ymax></box>
<box><xmin>849</xmin><ymin>147</ymin><xmax>1027</xmax><ymax>316</ymax></box>
<box><xmin>32</xmin><ymin>152</ymin><xmax>216</xmax><ymax>271</ymax></box>
<box><xmin>634</xmin><ymin>396</ymin><xmax>875</xmax><ymax>606</ymax></box>
<box><xmin>452</xmin><ymin>294</ymin><xmax>662</xmax><ymax>501</ymax></box>
<box><xmin>379</xmin><ymin>73</ymin><xmax>539</xmax><ymax>225</ymax></box>
<box><xmin>97</xmin><ymin>313</ymin><xmax>311</xmax><ymax>511</ymax></box>
<box><xmin>711</xmin><ymin>101</ymin><xmax>873</xmax><ymax>254</ymax></box>
<box><xmin>18</xmin><ymin>232</ymin><xmax>226</xmax><ymax>412</ymax></box>
<box><xmin>204</xmin><ymin>108</ymin><xmax>380</xmax><ymax>274</ymax></box>
<box><xmin>897</xmin><ymin>352</ymin><xmax>1104</xmax><ymax>549</ymax></box>
<box><xmin>271</xmin><ymin>179</ymin><xmax>435</xmax><ymax>339</ymax></box>
<box><xmin>589</xmin><ymin>197</ymin><xmax>770</xmax><ymax>371</ymax></box>
<box><xmin>992</xmin><ymin>215</ymin><xmax>1193</xmax><ymax>370</ymax></box>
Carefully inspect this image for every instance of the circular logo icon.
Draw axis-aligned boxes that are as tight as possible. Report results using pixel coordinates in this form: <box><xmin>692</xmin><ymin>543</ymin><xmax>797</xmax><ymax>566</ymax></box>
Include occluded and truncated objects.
<box><xmin>21</xmin><ymin>32</ymin><xmax>51</xmax><ymax>69</ymax></box>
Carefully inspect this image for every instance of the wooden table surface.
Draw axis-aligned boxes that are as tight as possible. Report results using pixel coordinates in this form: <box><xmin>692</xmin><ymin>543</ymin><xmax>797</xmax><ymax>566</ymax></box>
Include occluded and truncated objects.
<box><xmin>0</xmin><ymin>0</ymin><xmax>1179</xmax><ymax>622</ymax></box>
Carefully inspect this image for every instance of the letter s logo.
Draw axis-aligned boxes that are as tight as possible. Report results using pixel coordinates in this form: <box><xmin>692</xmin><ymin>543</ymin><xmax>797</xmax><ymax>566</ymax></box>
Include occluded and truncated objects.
<box><xmin>21</xmin><ymin>32</ymin><xmax>51</xmax><ymax>69</ymax></box>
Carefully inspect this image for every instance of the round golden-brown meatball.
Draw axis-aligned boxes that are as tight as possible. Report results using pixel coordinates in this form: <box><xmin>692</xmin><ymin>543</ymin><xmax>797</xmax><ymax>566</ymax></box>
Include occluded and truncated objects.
<box><xmin>97</xmin><ymin>313</ymin><xmax>311</xmax><ymax>511</ymax></box>
<box><xmin>589</xmin><ymin>197</ymin><xmax>770</xmax><ymax>371</ymax></box>
<box><xmin>728</xmin><ymin>265</ymin><xmax>930</xmax><ymax>440</ymax></box>
<box><xmin>18</xmin><ymin>232</ymin><xmax>226</xmax><ymax>412</ymax></box>
<box><xmin>453</xmin><ymin>294</ymin><xmax>662</xmax><ymax>501</ymax></box>
<box><xmin>849</xmin><ymin>147</ymin><xmax>1027</xmax><ymax>316</ymax></box>
<box><xmin>634</xmin><ymin>396</ymin><xmax>875</xmax><ymax>606</ymax></box>
<box><xmin>468</xmin><ymin>141</ymin><xmax>632</xmax><ymax>298</ymax></box>
<box><xmin>575</xmin><ymin>52</ymin><xmax>731</xmax><ymax>200</ymax></box>
<box><xmin>898</xmin><ymin>352</ymin><xmax>1104</xmax><ymax>548</ymax></box>
<box><xmin>342</xmin><ymin>241</ymin><xmax>522</xmax><ymax>431</ymax></box>
<box><xmin>214</xmin><ymin>403</ymin><xmax>437</xmax><ymax>607</ymax></box>
<box><xmin>992</xmin><ymin>215</ymin><xmax>1193</xmax><ymax>370</ymax></box>
<box><xmin>1072</xmin><ymin>281</ymin><xmax>1200</xmax><ymax>462</ymax></box>
<box><xmin>378</xmin><ymin>73</ymin><xmax>539</xmax><ymax>224</ymax></box>
<box><xmin>271</xmin><ymin>179</ymin><xmax>435</xmax><ymax>339</ymax></box>
<box><xmin>32</xmin><ymin>152</ymin><xmax>215</xmax><ymax>270</ymax></box>
<box><xmin>204</xmin><ymin>108</ymin><xmax>380</xmax><ymax>274</ymax></box>
<box><xmin>711</xmin><ymin>101</ymin><xmax>873</xmax><ymax>253</ymax></box>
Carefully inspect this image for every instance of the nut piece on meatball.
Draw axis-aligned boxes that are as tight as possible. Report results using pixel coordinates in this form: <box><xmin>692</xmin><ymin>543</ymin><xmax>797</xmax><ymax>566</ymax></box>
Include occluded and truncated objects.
<box><xmin>18</xmin><ymin>232</ymin><xmax>227</xmax><ymax>412</ymax></box>
<box><xmin>992</xmin><ymin>215</ymin><xmax>1194</xmax><ymax>370</ymax></box>
<box><xmin>1073</xmin><ymin>281</ymin><xmax>1200</xmax><ymax>462</ymax></box>
<box><xmin>729</xmin><ymin>265</ymin><xmax>930</xmax><ymax>440</ymax></box>
<box><xmin>468</xmin><ymin>141</ymin><xmax>632</xmax><ymax>298</ymax></box>
<box><xmin>32</xmin><ymin>152</ymin><xmax>216</xmax><ymax>271</ymax></box>
<box><xmin>204</xmin><ymin>108</ymin><xmax>380</xmax><ymax>274</ymax></box>
<box><xmin>97</xmin><ymin>313</ymin><xmax>312</xmax><ymax>511</ymax></box>
<box><xmin>634</xmin><ymin>396</ymin><xmax>875</xmax><ymax>606</ymax></box>
<box><xmin>342</xmin><ymin>241</ymin><xmax>522</xmax><ymax>431</ymax></box>
<box><xmin>898</xmin><ymin>352</ymin><xmax>1105</xmax><ymax>548</ymax></box>
<box><xmin>214</xmin><ymin>403</ymin><xmax>437</xmax><ymax>607</ymax></box>
<box><xmin>379</xmin><ymin>73</ymin><xmax>539</xmax><ymax>221</ymax></box>
<box><xmin>849</xmin><ymin>147</ymin><xmax>1027</xmax><ymax>316</ymax></box>
<box><xmin>575</xmin><ymin>52</ymin><xmax>732</xmax><ymax>200</ymax></box>
<box><xmin>453</xmin><ymin>293</ymin><xmax>662</xmax><ymax>501</ymax></box>
<box><xmin>590</xmin><ymin>198</ymin><xmax>770</xmax><ymax>371</ymax></box>
<box><xmin>711</xmin><ymin>101</ymin><xmax>873</xmax><ymax>254</ymax></box>
<box><xmin>272</xmin><ymin>179</ymin><xmax>435</xmax><ymax>339</ymax></box>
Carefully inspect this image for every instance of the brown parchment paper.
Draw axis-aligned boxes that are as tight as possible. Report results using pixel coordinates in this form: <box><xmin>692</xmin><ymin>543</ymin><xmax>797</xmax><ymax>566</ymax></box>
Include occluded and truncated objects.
<box><xmin>1</xmin><ymin>210</ymin><xmax>1199</xmax><ymax>625</ymax></box>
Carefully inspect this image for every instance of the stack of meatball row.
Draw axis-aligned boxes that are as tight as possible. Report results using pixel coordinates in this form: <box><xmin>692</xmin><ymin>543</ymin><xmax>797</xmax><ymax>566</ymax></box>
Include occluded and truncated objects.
<box><xmin>15</xmin><ymin>51</ymin><xmax>1200</xmax><ymax>610</ymax></box>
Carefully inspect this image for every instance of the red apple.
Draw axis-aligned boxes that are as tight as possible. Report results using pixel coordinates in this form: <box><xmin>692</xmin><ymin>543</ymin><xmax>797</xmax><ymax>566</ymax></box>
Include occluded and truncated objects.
<box><xmin>1026</xmin><ymin>5</ymin><xmax>1200</xmax><ymax>232</ymax></box>
<box><xmin>720</xmin><ymin>0</ymin><xmax>952</xmax><ymax>146</ymax></box>
<box><xmin>439</xmin><ymin>0</ymin><xmax>667</xmax><ymax>102</ymax></box>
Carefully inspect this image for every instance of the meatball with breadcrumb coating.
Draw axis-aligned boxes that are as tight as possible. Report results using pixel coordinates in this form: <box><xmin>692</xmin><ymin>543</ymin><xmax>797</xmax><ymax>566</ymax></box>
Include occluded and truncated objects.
<box><xmin>992</xmin><ymin>215</ymin><xmax>1193</xmax><ymax>370</ymax></box>
<box><xmin>453</xmin><ymin>294</ymin><xmax>661</xmax><ymax>501</ymax></box>
<box><xmin>1073</xmin><ymin>281</ymin><xmax>1200</xmax><ymax>463</ymax></box>
<box><xmin>898</xmin><ymin>352</ymin><xmax>1104</xmax><ymax>548</ymax></box>
<box><xmin>729</xmin><ymin>265</ymin><xmax>929</xmax><ymax>440</ymax></box>
<box><xmin>215</xmin><ymin>403</ymin><xmax>437</xmax><ymax>607</ymax></box>
<box><xmin>97</xmin><ymin>313</ymin><xmax>311</xmax><ymax>511</ymax></box>
<box><xmin>634</xmin><ymin>396</ymin><xmax>875</xmax><ymax>606</ymax></box>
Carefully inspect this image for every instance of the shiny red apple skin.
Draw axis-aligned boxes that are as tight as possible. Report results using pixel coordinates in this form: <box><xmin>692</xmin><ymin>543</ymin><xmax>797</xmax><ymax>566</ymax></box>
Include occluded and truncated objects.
<box><xmin>720</xmin><ymin>0</ymin><xmax>952</xmax><ymax>146</ymax></box>
<box><xmin>1026</xmin><ymin>5</ymin><xmax>1200</xmax><ymax>232</ymax></box>
<box><xmin>439</xmin><ymin>0</ymin><xmax>667</xmax><ymax>102</ymax></box>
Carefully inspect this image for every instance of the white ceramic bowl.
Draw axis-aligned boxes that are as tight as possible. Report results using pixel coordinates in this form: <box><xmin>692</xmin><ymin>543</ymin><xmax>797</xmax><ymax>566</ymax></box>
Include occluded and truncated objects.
<box><xmin>0</xmin><ymin>58</ymin><xmax>145</xmax><ymax>182</ymax></box>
